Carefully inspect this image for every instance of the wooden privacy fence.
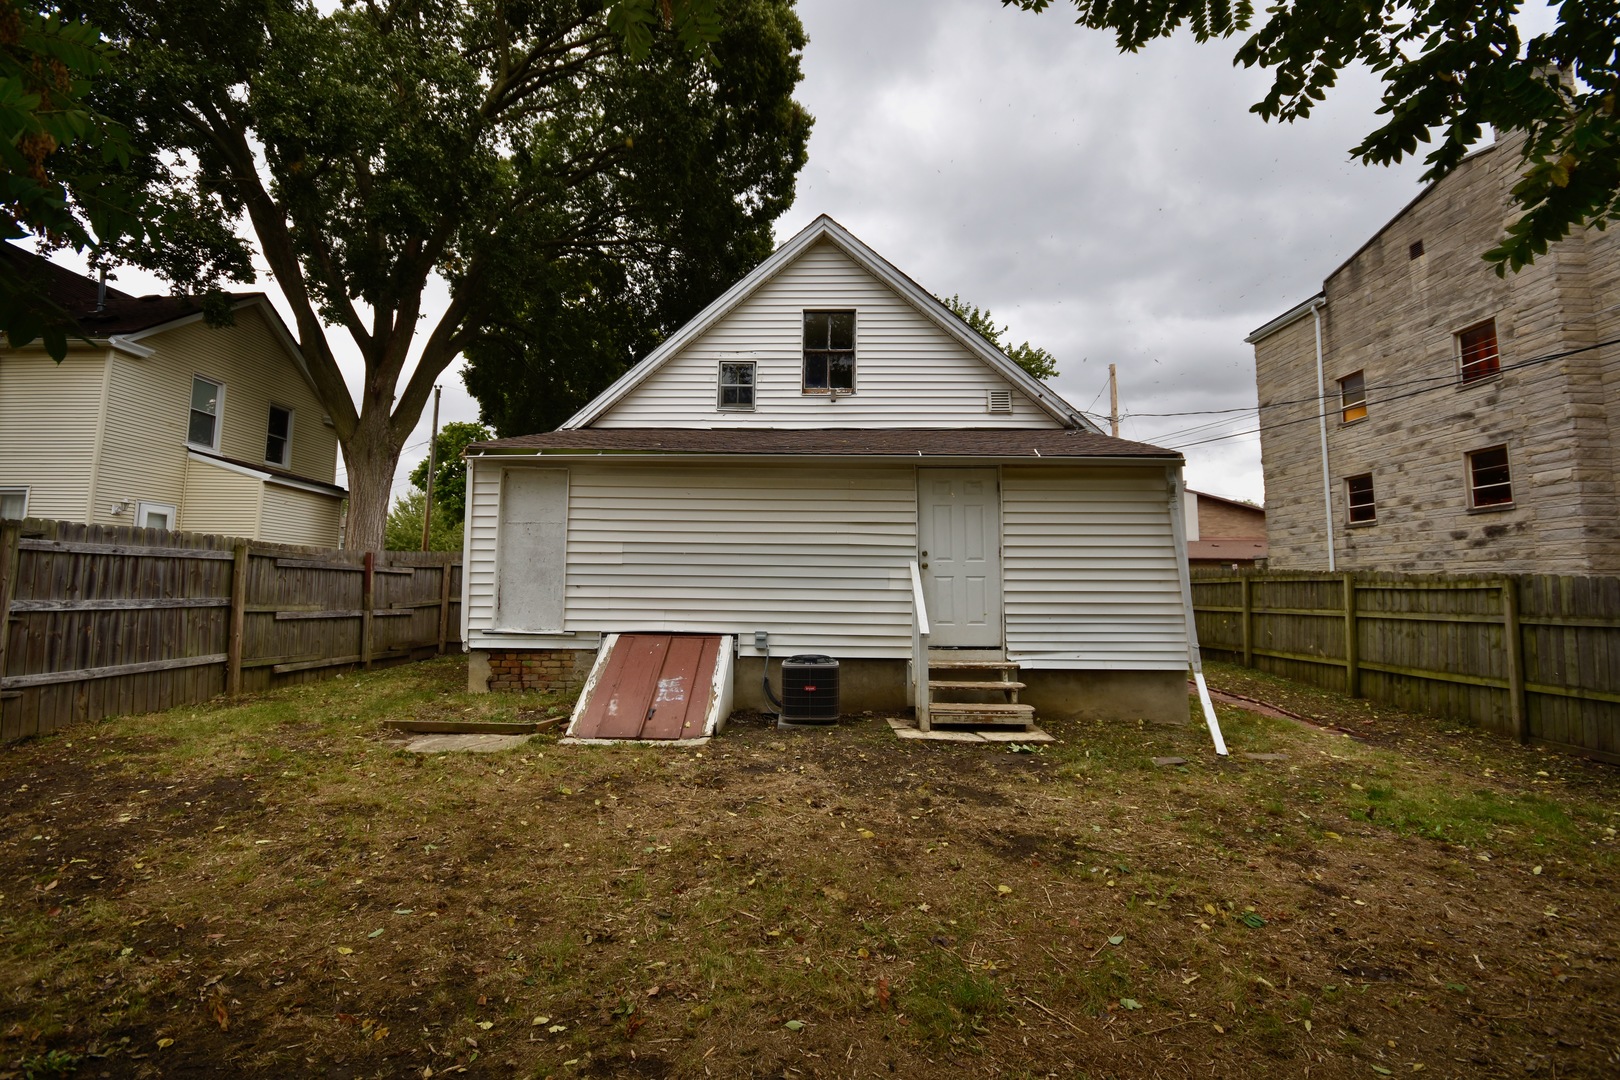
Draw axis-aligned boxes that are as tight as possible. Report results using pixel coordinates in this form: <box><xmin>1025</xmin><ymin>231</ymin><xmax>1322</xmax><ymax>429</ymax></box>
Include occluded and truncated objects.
<box><xmin>1191</xmin><ymin>569</ymin><xmax>1620</xmax><ymax>762</ymax></box>
<box><xmin>0</xmin><ymin>518</ymin><xmax>463</xmax><ymax>743</ymax></box>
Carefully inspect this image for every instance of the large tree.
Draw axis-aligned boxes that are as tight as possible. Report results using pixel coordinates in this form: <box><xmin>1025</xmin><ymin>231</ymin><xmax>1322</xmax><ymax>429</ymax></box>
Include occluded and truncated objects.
<box><xmin>939</xmin><ymin>293</ymin><xmax>1059</xmax><ymax>381</ymax></box>
<box><xmin>64</xmin><ymin>0</ymin><xmax>808</xmax><ymax>549</ymax></box>
<box><xmin>1005</xmin><ymin>0</ymin><xmax>1620</xmax><ymax>271</ymax></box>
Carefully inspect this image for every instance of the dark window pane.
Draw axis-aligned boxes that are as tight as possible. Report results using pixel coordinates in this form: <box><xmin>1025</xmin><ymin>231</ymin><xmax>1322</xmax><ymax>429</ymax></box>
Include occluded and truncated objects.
<box><xmin>189</xmin><ymin>410</ymin><xmax>216</xmax><ymax>446</ymax></box>
<box><xmin>828</xmin><ymin>311</ymin><xmax>855</xmax><ymax>351</ymax></box>
<box><xmin>803</xmin><ymin>354</ymin><xmax>828</xmax><ymax>389</ymax></box>
<box><xmin>828</xmin><ymin>353</ymin><xmax>855</xmax><ymax>390</ymax></box>
<box><xmin>1469</xmin><ymin>447</ymin><xmax>1513</xmax><ymax>506</ymax></box>
<box><xmin>266</xmin><ymin>407</ymin><xmax>290</xmax><ymax>462</ymax></box>
<box><xmin>803</xmin><ymin>311</ymin><xmax>828</xmax><ymax>348</ymax></box>
<box><xmin>1346</xmin><ymin>474</ymin><xmax>1376</xmax><ymax>523</ymax></box>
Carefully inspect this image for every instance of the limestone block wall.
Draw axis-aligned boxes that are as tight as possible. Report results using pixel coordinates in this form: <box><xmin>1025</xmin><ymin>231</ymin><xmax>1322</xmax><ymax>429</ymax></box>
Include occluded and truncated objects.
<box><xmin>1253</xmin><ymin>136</ymin><xmax>1620</xmax><ymax>574</ymax></box>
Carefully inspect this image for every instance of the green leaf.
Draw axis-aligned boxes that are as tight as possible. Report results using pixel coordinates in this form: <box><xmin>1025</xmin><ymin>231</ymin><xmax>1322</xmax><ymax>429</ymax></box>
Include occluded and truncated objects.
<box><xmin>1107</xmin><ymin>934</ymin><xmax>1126</xmax><ymax>946</ymax></box>
<box><xmin>783</xmin><ymin>1019</ymin><xmax>804</xmax><ymax>1031</ymax></box>
<box><xmin>1119</xmin><ymin>998</ymin><xmax>1143</xmax><ymax>1010</ymax></box>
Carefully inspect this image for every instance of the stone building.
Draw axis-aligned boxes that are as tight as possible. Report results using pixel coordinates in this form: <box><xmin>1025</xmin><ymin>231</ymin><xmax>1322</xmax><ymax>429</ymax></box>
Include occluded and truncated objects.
<box><xmin>1247</xmin><ymin>133</ymin><xmax>1620</xmax><ymax>574</ymax></box>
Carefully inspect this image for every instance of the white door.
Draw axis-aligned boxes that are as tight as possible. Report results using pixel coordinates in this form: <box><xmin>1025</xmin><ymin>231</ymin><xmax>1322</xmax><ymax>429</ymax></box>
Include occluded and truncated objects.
<box><xmin>917</xmin><ymin>468</ymin><xmax>1001</xmax><ymax>647</ymax></box>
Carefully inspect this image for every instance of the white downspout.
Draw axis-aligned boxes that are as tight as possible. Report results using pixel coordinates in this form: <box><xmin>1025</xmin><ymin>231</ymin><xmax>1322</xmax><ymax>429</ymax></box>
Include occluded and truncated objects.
<box><xmin>1311</xmin><ymin>298</ymin><xmax>1335</xmax><ymax>571</ymax></box>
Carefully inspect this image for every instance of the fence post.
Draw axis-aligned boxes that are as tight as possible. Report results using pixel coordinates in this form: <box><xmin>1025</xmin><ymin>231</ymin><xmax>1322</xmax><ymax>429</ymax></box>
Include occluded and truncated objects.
<box><xmin>436</xmin><ymin>558</ymin><xmax>453</xmax><ymax>654</ymax></box>
<box><xmin>1240</xmin><ymin>574</ymin><xmax>1253</xmax><ymax>668</ymax></box>
<box><xmin>1343</xmin><ymin>571</ymin><xmax>1360</xmax><ymax>698</ymax></box>
<box><xmin>362</xmin><ymin>551</ymin><xmax>375</xmax><ymax>670</ymax></box>
<box><xmin>227</xmin><ymin>542</ymin><xmax>250</xmax><ymax>696</ymax></box>
<box><xmin>1502</xmin><ymin>575</ymin><xmax>1527</xmax><ymax>743</ymax></box>
<box><xmin>0</xmin><ymin>520</ymin><xmax>20</xmax><ymax>732</ymax></box>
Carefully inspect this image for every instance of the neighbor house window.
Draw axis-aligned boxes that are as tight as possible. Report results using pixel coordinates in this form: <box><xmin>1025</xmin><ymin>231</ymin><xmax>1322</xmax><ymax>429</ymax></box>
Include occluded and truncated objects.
<box><xmin>1346</xmin><ymin>473</ymin><xmax>1376</xmax><ymax>524</ymax></box>
<box><xmin>1467</xmin><ymin>445</ymin><xmax>1513</xmax><ymax>508</ymax></box>
<box><xmin>266</xmin><ymin>405</ymin><xmax>293</xmax><ymax>466</ymax></box>
<box><xmin>802</xmin><ymin>310</ymin><xmax>855</xmax><ymax>393</ymax></box>
<box><xmin>1340</xmin><ymin>371</ymin><xmax>1368</xmax><ymax>423</ymax></box>
<box><xmin>135</xmin><ymin>501</ymin><xmax>176</xmax><ymax>530</ymax></box>
<box><xmin>188</xmin><ymin>375</ymin><xmax>224</xmax><ymax>449</ymax></box>
<box><xmin>0</xmin><ymin>487</ymin><xmax>27</xmax><ymax>520</ymax></box>
<box><xmin>1458</xmin><ymin>320</ymin><xmax>1499</xmax><ymax>384</ymax></box>
<box><xmin>717</xmin><ymin>361</ymin><xmax>756</xmax><ymax>410</ymax></box>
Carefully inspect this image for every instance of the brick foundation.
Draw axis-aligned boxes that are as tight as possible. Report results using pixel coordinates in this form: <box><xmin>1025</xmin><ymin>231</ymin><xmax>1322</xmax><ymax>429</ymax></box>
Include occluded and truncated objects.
<box><xmin>479</xmin><ymin>649</ymin><xmax>593</xmax><ymax>693</ymax></box>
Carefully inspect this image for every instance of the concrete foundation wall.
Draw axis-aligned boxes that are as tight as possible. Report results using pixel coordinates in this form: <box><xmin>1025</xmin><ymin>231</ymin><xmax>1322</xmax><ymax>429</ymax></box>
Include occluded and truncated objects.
<box><xmin>472</xmin><ymin>647</ymin><xmax>1190</xmax><ymax>726</ymax></box>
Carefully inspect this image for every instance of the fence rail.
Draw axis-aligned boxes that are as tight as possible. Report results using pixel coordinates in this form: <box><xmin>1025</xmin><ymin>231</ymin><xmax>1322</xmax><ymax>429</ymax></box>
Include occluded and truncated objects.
<box><xmin>0</xmin><ymin>518</ymin><xmax>462</xmax><ymax>743</ymax></box>
<box><xmin>1191</xmin><ymin>569</ymin><xmax>1620</xmax><ymax>762</ymax></box>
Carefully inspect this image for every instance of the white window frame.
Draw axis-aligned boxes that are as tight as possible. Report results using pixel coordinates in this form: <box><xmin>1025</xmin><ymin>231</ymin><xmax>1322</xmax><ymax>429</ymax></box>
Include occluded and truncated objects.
<box><xmin>1339</xmin><ymin>370</ymin><xmax>1367</xmax><ymax>424</ymax></box>
<box><xmin>266</xmin><ymin>403</ymin><xmax>294</xmax><ymax>466</ymax></box>
<box><xmin>135</xmin><ymin>500</ymin><xmax>177</xmax><ymax>531</ymax></box>
<box><xmin>0</xmin><ymin>486</ymin><xmax>28</xmax><ymax>520</ymax></box>
<box><xmin>1345</xmin><ymin>473</ymin><xmax>1376</xmax><ymax>525</ymax></box>
<box><xmin>716</xmin><ymin>361</ymin><xmax>757</xmax><ymax>411</ymax></box>
<box><xmin>188</xmin><ymin>374</ymin><xmax>226</xmax><ymax>452</ymax></box>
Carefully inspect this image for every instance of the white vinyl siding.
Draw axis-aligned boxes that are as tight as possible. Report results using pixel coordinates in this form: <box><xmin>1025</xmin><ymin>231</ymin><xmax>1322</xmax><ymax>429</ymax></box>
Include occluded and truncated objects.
<box><xmin>592</xmin><ymin>239</ymin><xmax>1055</xmax><ymax>429</ymax></box>
<box><xmin>465</xmin><ymin>459</ymin><xmax>503</xmax><ymax>634</ymax></box>
<box><xmin>261</xmin><ymin>483</ymin><xmax>342</xmax><ymax>547</ymax></box>
<box><xmin>1002</xmin><ymin>466</ymin><xmax>1188</xmax><ymax>669</ymax></box>
<box><xmin>465</xmin><ymin>460</ymin><xmax>920</xmax><ymax>657</ymax></box>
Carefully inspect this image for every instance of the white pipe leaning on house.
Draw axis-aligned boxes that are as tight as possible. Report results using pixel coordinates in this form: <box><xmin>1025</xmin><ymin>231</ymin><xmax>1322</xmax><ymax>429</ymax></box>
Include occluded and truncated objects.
<box><xmin>1167</xmin><ymin>469</ymin><xmax>1229</xmax><ymax>756</ymax></box>
<box><xmin>1311</xmin><ymin>297</ymin><xmax>1336</xmax><ymax>571</ymax></box>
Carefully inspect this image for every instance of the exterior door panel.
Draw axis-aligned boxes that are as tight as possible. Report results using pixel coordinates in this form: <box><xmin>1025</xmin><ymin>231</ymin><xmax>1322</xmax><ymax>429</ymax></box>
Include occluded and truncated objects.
<box><xmin>917</xmin><ymin>468</ymin><xmax>1001</xmax><ymax>647</ymax></box>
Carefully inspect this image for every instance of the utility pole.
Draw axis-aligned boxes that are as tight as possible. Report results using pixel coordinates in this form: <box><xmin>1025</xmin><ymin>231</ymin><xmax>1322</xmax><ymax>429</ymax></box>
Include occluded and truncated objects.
<box><xmin>419</xmin><ymin>385</ymin><xmax>441</xmax><ymax>552</ymax></box>
<box><xmin>1108</xmin><ymin>363</ymin><xmax>1120</xmax><ymax>437</ymax></box>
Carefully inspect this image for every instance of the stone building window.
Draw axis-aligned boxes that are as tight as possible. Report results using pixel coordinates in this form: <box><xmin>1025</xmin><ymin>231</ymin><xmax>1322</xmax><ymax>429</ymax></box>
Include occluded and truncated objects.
<box><xmin>1346</xmin><ymin>473</ymin><xmax>1377</xmax><ymax>524</ymax></box>
<box><xmin>1467</xmin><ymin>446</ymin><xmax>1513</xmax><ymax>509</ymax></box>
<box><xmin>1457</xmin><ymin>320</ymin><xmax>1500</xmax><ymax>384</ymax></box>
<box><xmin>1339</xmin><ymin>371</ymin><xmax>1367</xmax><ymax>423</ymax></box>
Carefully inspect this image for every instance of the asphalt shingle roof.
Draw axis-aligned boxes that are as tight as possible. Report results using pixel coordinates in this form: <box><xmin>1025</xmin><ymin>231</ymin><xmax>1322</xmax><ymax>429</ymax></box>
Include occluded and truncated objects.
<box><xmin>469</xmin><ymin>427</ymin><xmax>1179</xmax><ymax>459</ymax></box>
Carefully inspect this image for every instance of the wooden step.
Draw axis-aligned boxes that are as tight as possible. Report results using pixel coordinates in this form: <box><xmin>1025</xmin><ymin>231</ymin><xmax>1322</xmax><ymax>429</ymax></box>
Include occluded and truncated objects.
<box><xmin>927</xmin><ymin>660</ymin><xmax>1019</xmax><ymax>672</ymax></box>
<box><xmin>929</xmin><ymin>679</ymin><xmax>1026</xmax><ymax>692</ymax></box>
<box><xmin>926</xmin><ymin>702</ymin><xmax>1035</xmax><ymax>728</ymax></box>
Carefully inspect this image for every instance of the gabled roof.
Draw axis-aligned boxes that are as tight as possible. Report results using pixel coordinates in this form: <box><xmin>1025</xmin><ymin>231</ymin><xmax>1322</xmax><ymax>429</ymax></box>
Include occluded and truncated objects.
<box><xmin>562</xmin><ymin>215</ymin><xmax>1099</xmax><ymax>432</ymax></box>
<box><xmin>2</xmin><ymin>242</ymin><xmax>324</xmax><ymax>403</ymax></box>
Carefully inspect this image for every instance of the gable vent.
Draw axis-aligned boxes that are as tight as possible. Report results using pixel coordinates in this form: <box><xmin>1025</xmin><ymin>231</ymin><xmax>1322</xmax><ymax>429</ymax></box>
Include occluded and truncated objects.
<box><xmin>986</xmin><ymin>389</ymin><xmax>1014</xmax><ymax>414</ymax></box>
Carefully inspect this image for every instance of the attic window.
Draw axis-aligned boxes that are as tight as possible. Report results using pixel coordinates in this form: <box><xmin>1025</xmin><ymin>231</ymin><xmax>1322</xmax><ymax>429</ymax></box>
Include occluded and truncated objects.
<box><xmin>986</xmin><ymin>389</ymin><xmax>1013</xmax><ymax>414</ymax></box>
<box><xmin>266</xmin><ymin>405</ymin><xmax>293</xmax><ymax>466</ymax></box>
<box><xmin>802</xmin><ymin>310</ymin><xmax>855</xmax><ymax>394</ymax></box>
<box><xmin>717</xmin><ymin>361</ymin><xmax>756</xmax><ymax>411</ymax></box>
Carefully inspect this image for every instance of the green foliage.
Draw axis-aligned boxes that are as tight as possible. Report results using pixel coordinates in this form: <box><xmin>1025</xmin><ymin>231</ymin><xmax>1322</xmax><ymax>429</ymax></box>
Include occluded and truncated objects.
<box><xmin>0</xmin><ymin>0</ymin><xmax>137</xmax><ymax>360</ymax></box>
<box><xmin>385</xmin><ymin>488</ymin><xmax>462</xmax><ymax>552</ymax></box>
<box><xmin>407</xmin><ymin>420</ymin><xmax>490</xmax><ymax>525</ymax></box>
<box><xmin>64</xmin><ymin>0</ymin><xmax>808</xmax><ymax>547</ymax></box>
<box><xmin>939</xmin><ymin>293</ymin><xmax>1059</xmax><ymax>381</ymax></box>
<box><xmin>1004</xmin><ymin>0</ymin><xmax>1620</xmax><ymax>271</ymax></box>
<box><xmin>462</xmin><ymin>0</ymin><xmax>811</xmax><ymax>436</ymax></box>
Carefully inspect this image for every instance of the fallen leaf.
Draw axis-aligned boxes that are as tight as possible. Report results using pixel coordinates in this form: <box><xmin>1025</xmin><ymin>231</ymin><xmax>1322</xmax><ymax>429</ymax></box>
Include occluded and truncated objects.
<box><xmin>531</xmin><ymin>1015</ymin><xmax>551</xmax><ymax>1026</ymax></box>
<box><xmin>1372</xmin><ymin>1067</ymin><xmax>1393</xmax><ymax>1076</ymax></box>
<box><xmin>368</xmin><ymin>928</ymin><xmax>384</xmax><ymax>939</ymax></box>
<box><xmin>996</xmin><ymin>884</ymin><xmax>1013</xmax><ymax>896</ymax></box>
<box><xmin>336</xmin><ymin>946</ymin><xmax>354</xmax><ymax>955</ymax></box>
<box><xmin>784</xmin><ymin>1019</ymin><xmax>805</xmax><ymax>1031</ymax></box>
<box><xmin>1532</xmin><ymin>866</ymin><xmax>1543</xmax><ymax>876</ymax></box>
<box><xmin>1107</xmin><ymin>934</ymin><xmax>1125</xmax><ymax>946</ymax></box>
<box><xmin>548</xmin><ymin>1023</ymin><xmax>567</xmax><ymax>1034</ymax></box>
<box><xmin>157</xmin><ymin>1037</ymin><xmax>175</xmax><ymax>1049</ymax></box>
<box><xmin>477</xmin><ymin>1021</ymin><xmax>493</xmax><ymax>1030</ymax></box>
<box><xmin>210</xmin><ymin>1001</ymin><xmax>229</xmax><ymax>1030</ymax></box>
<box><xmin>1119</xmin><ymin>998</ymin><xmax>1143</xmax><ymax>1010</ymax></box>
<box><xmin>857</xmin><ymin>829</ymin><xmax>875</xmax><ymax>839</ymax></box>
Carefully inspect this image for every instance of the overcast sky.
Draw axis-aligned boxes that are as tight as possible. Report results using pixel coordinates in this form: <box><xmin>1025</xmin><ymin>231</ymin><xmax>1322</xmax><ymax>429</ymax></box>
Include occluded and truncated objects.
<box><xmin>75</xmin><ymin>0</ymin><xmax>1553</xmax><ymax>507</ymax></box>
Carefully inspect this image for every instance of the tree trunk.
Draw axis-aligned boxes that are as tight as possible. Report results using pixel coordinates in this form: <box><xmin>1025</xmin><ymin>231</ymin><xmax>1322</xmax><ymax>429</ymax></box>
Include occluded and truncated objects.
<box><xmin>340</xmin><ymin>412</ymin><xmax>405</xmax><ymax>552</ymax></box>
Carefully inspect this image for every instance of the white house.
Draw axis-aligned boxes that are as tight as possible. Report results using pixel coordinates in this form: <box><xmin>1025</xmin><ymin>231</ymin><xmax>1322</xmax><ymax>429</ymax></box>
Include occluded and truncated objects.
<box><xmin>460</xmin><ymin>216</ymin><xmax>1195</xmax><ymax>729</ymax></box>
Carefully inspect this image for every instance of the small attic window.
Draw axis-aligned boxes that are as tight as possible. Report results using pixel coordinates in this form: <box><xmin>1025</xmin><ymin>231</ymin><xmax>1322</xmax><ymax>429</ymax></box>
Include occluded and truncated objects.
<box><xmin>803</xmin><ymin>310</ymin><xmax>855</xmax><ymax>394</ymax></box>
<box><xmin>717</xmin><ymin>361</ymin><xmax>756</xmax><ymax>410</ymax></box>
<box><xmin>986</xmin><ymin>389</ymin><xmax>1013</xmax><ymax>414</ymax></box>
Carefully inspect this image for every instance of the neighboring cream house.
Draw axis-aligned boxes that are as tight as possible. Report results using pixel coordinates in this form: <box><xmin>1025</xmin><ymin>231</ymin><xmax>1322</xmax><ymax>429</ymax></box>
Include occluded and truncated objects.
<box><xmin>0</xmin><ymin>246</ymin><xmax>345</xmax><ymax>544</ymax></box>
<box><xmin>461</xmin><ymin>216</ymin><xmax>1197</xmax><ymax>726</ymax></box>
<box><xmin>1248</xmin><ymin>133</ymin><xmax>1620</xmax><ymax>574</ymax></box>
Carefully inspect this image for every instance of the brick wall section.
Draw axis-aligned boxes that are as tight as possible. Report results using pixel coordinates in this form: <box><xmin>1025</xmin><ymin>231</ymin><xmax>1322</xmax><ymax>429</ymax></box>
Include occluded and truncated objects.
<box><xmin>1253</xmin><ymin>133</ymin><xmax>1620</xmax><ymax>574</ymax></box>
<box><xmin>485</xmin><ymin>649</ymin><xmax>593</xmax><ymax>693</ymax></box>
<box><xmin>1196</xmin><ymin>495</ymin><xmax>1265</xmax><ymax>539</ymax></box>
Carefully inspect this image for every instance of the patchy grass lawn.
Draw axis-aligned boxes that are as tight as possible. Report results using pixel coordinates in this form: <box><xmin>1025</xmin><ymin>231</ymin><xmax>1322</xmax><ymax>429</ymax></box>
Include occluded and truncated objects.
<box><xmin>1</xmin><ymin>658</ymin><xmax>1617</xmax><ymax>1079</ymax></box>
